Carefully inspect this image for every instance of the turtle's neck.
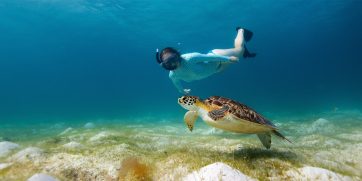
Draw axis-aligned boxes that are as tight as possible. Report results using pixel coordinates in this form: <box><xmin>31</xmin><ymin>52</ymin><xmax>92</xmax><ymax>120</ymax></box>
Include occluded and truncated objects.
<box><xmin>195</xmin><ymin>99</ymin><xmax>210</xmax><ymax>112</ymax></box>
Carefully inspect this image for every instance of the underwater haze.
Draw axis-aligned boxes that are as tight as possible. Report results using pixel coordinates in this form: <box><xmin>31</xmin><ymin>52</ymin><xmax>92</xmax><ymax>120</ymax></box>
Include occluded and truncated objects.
<box><xmin>1</xmin><ymin>0</ymin><xmax>362</xmax><ymax>180</ymax></box>
<box><xmin>1</xmin><ymin>0</ymin><xmax>361</xmax><ymax>121</ymax></box>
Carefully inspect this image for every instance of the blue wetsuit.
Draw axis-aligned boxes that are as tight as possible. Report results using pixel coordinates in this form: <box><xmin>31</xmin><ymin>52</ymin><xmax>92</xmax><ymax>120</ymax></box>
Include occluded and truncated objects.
<box><xmin>169</xmin><ymin>51</ymin><xmax>233</xmax><ymax>94</ymax></box>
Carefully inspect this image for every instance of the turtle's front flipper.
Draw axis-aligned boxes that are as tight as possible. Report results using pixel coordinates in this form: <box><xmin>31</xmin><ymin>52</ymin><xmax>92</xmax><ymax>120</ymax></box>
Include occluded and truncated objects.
<box><xmin>257</xmin><ymin>133</ymin><xmax>271</xmax><ymax>149</ymax></box>
<box><xmin>208</xmin><ymin>105</ymin><xmax>229</xmax><ymax>121</ymax></box>
<box><xmin>184</xmin><ymin>111</ymin><xmax>198</xmax><ymax>132</ymax></box>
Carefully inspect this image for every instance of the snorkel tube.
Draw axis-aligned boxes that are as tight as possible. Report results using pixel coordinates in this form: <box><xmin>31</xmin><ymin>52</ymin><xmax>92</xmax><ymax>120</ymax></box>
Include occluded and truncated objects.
<box><xmin>156</xmin><ymin>48</ymin><xmax>162</xmax><ymax>64</ymax></box>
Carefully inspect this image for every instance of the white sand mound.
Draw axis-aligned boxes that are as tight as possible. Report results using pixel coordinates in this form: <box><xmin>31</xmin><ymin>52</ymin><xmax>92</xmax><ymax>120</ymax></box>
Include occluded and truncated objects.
<box><xmin>0</xmin><ymin>141</ymin><xmax>19</xmax><ymax>157</ymax></box>
<box><xmin>11</xmin><ymin>147</ymin><xmax>43</xmax><ymax>162</ymax></box>
<box><xmin>44</xmin><ymin>153</ymin><xmax>118</xmax><ymax>180</ymax></box>
<box><xmin>286</xmin><ymin>166</ymin><xmax>352</xmax><ymax>181</ymax></box>
<box><xmin>63</xmin><ymin>141</ymin><xmax>83</xmax><ymax>149</ymax></box>
<box><xmin>183</xmin><ymin>162</ymin><xmax>256</xmax><ymax>181</ymax></box>
<box><xmin>84</xmin><ymin>122</ymin><xmax>95</xmax><ymax>129</ymax></box>
<box><xmin>308</xmin><ymin>118</ymin><xmax>333</xmax><ymax>133</ymax></box>
<box><xmin>59</xmin><ymin>127</ymin><xmax>73</xmax><ymax>135</ymax></box>
<box><xmin>89</xmin><ymin>131</ymin><xmax>113</xmax><ymax>143</ymax></box>
<box><xmin>27</xmin><ymin>173</ymin><xmax>59</xmax><ymax>181</ymax></box>
<box><xmin>0</xmin><ymin>163</ymin><xmax>12</xmax><ymax>170</ymax></box>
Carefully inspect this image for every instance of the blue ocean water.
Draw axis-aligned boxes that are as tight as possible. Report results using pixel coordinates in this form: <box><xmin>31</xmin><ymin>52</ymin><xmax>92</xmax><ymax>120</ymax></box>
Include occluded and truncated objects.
<box><xmin>0</xmin><ymin>0</ymin><xmax>361</xmax><ymax>123</ymax></box>
<box><xmin>1</xmin><ymin>1</ymin><xmax>362</xmax><ymax>180</ymax></box>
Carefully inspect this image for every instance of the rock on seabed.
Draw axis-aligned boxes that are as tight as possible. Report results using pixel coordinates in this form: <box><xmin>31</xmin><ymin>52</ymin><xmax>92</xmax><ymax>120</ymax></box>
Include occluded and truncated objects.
<box><xmin>183</xmin><ymin>162</ymin><xmax>256</xmax><ymax>181</ymax></box>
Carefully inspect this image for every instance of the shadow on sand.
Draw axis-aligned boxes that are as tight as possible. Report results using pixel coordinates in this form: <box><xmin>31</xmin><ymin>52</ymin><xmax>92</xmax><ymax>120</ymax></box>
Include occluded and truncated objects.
<box><xmin>231</xmin><ymin>147</ymin><xmax>298</xmax><ymax>162</ymax></box>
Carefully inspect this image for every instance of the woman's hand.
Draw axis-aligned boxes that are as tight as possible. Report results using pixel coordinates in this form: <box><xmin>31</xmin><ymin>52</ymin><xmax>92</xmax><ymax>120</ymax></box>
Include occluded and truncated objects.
<box><xmin>183</xmin><ymin>89</ymin><xmax>191</xmax><ymax>95</ymax></box>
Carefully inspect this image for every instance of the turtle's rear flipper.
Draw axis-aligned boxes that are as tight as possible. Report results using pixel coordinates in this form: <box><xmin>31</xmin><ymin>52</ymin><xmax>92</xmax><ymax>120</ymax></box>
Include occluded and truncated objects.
<box><xmin>272</xmin><ymin>130</ymin><xmax>292</xmax><ymax>143</ymax></box>
<box><xmin>257</xmin><ymin>133</ymin><xmax>271</xmax><ymax>149</ymax></box>
<box><xmin>243</xmin><ymin>45</ymin><xmax>257</xmax><ymax>58</ymax></box>
<box><xmin>208</xmin><ymin>105</ymin><xmax>229</xmax><ymax>121</ymax></box>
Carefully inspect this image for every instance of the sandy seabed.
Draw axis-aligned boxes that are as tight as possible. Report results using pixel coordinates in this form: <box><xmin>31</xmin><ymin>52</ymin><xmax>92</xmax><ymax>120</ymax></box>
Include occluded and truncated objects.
<box><xmin>0</xmin><ymin>110</ymin><xmax>361</xmax><ymax>181</ymax></box>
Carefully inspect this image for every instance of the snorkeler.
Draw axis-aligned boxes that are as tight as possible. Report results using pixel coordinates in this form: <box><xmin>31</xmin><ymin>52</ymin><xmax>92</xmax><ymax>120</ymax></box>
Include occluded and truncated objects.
<box><xmin>156</xmin><ymin>27</ymin><xmax>256</xmax><ymax>94</ymax></box>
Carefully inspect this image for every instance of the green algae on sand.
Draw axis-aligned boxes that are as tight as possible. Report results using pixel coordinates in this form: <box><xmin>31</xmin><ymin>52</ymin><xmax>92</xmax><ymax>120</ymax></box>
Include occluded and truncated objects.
<box><xmin>0</xmin><ymin>111</ymin><xmax>361</xmax><ymax>180</ymax></box>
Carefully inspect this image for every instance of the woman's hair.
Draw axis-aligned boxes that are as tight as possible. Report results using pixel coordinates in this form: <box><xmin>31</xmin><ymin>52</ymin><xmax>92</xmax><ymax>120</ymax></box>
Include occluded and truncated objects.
<box><xmin>160</xmin><ymin>47</ymin><xmax>180</xmax><ymax>60</ymax></box>
<box><xmin>156</xmin><ymin>47</ymin><xmax>181</xmax><ymax>70</ymax></box>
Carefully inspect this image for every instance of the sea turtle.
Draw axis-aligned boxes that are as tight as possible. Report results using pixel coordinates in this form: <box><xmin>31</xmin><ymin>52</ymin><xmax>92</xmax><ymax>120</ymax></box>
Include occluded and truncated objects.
<box><xmin>178</xmin><ymin>95</ymin><xmax>291</xmax><ymax>149</ymax></box>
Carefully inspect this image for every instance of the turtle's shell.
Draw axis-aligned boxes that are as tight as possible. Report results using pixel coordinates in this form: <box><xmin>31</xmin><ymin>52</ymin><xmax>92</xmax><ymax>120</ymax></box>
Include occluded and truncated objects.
<box><xmin>204</xmin><ymin>96</ymin><xmax>275</xmax><ymax>127</ymax></box>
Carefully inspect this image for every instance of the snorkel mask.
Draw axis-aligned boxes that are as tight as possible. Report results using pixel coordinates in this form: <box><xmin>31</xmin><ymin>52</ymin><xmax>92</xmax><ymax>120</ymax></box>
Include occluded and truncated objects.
<box><xmin>156</xmin><ymin>47</ymin><xmax>181</xmax><ymax>70</ymax></box>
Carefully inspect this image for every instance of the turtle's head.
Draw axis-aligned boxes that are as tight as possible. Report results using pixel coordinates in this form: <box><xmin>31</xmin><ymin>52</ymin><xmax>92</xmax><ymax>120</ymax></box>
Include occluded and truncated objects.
<box><xmin>178</xmin><ymin>96</ymin><xmax>200</xmax><ymax>111</ymax></box>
